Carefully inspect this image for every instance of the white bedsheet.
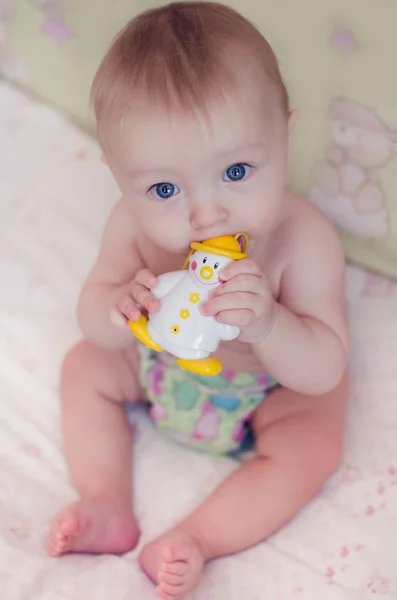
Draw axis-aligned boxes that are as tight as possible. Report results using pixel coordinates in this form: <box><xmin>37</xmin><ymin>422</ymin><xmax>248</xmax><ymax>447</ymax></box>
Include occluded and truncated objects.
<box><xmin>0</xmin><ymin>80</ymin><xmax>396</xmax><ymax>600</ymax></box>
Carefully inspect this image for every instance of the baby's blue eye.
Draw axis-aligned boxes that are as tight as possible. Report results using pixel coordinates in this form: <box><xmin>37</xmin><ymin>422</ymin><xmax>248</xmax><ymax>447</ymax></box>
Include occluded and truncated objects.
<box><xmin>223</xmin><ymin>163</ymin><xmax>251</xmax><ymax>182</ymax></box>
<box><xmin>149</xmin><ymin>182</ymin><xmax>180</xmax><ymax>200</ymax></box>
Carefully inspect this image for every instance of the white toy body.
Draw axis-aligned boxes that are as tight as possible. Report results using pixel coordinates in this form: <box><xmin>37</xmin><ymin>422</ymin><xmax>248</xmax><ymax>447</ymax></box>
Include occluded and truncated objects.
<box><xmin>148</xmin><ymin>250</ymin><xmax>240</xmax><ymax>360</ymax></box>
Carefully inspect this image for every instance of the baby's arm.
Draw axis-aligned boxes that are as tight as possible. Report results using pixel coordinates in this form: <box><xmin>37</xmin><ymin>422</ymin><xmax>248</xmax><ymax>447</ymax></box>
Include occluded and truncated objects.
<box><xmin>253</xmin><ymin>210</ymin><xmax>349</xmax><ymax>395</ymax></box>
<box><xmin>77</xmin><ymin>197</ymin><xmax>146</xmax><ymax>349</ymax></box>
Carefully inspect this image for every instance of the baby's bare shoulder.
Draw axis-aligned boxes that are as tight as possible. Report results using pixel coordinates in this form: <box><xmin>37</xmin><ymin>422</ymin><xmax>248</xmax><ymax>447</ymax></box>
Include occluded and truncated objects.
<box><xmin>85</xmin><ymin>196</ymin><xmax>143</xmax><ymax>287</ymax></box>
<box><xmin>276</xmin><ymin>191</ymin><xmax>346</xmax><ymax>303</ymax></box>
<box><xmin>283</xmin><ymin>190</ymin><xmax>343</xmax><ymax>260</ymax></box>
<box><xmin>277</xmin><ymin>191</ymin><xmax>348</xmax><ymax>350</ymax></box>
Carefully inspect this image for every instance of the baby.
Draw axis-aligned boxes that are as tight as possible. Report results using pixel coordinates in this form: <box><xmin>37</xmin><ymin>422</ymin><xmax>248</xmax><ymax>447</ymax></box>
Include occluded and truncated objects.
<box><xmin>47</xmin><ymin>2</ymin><xmax>349</xmax><ymax>598</ymax></box>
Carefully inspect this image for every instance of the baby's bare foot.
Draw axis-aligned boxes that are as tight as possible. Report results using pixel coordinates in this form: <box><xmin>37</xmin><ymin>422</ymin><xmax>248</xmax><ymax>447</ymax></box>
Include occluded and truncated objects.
<box><xmin>139</xmin><ymin>529</ymin><xmax>205</xmax><ymax>600</ymax></box>
<box><xmin>47</xmin><ymin>497</ymin><xmax>140</xmax><ymax>556</ymax></box>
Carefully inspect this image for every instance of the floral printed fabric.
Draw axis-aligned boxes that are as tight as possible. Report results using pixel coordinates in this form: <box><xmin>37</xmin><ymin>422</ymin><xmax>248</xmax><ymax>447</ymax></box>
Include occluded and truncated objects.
<box><xmin>138</xmin><ymin>343</ymin><xmax>277</xmax><ymax>455</ymax></box>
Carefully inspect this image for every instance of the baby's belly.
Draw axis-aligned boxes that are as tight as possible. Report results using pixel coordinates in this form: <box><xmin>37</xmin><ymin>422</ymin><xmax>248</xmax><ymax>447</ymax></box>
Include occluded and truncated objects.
<box><xmin>213</xmin><ymin>340</ymin><xmax>267</xmax><ymax>374</ymax></box>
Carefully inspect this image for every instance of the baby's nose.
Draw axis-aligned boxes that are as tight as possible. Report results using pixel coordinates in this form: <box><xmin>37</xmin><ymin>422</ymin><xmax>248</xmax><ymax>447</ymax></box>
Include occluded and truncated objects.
<box><xmin>200</xmin><ymin>265</ymin><xmax>213</xmax><ymax>280</ymax></box>
<box><xmin>190</xmin><ymin>203</ymin><xmax>228</xmax><ymax>231</ymax></box>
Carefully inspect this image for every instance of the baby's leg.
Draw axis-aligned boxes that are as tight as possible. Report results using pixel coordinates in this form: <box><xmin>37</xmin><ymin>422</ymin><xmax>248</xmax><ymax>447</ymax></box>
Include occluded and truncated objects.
<box><xmin>140</xmin><ymin>374</ymin><xmax>348</xmax><ymax>600</ymax></box>
<box><xmin>47</xmin><ymin>340</ymin><xmax>142</xmax><ymax>556</ymax></box>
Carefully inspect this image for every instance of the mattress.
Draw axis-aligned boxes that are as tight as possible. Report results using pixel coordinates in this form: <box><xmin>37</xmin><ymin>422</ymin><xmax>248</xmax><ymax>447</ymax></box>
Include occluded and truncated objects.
<box><xmin>0</xmin><ymin>80</ymin><xmax>396</xmax><ymax>600</ymax></box>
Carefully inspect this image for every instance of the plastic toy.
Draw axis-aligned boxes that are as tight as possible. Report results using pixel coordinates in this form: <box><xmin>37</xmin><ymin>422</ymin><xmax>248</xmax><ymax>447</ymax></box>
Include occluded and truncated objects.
<box><xmin>128</xmin><ymin>233</ymin><xmax>248</xmax><ymax>376</ymax></box>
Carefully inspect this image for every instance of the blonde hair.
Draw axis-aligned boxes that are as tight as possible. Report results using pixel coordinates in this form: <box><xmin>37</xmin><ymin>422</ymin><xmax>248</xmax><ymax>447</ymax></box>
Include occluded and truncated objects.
<box><xmin>91</xmin><ymin>1</ymin><xmax>289</xmax><ymax>123</ymax></box>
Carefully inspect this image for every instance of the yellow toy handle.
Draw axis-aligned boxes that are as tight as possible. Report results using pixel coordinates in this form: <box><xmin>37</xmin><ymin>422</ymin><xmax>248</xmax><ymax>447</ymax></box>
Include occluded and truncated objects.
<box><xmin>234</xmin><ymin>232</ymin><xmax>248</xmax><ymax>254</ymax></box>
<box><xmin>183</xmin><ymin>249</ymin><xmax>194</xmax><ymax>271</ymax></box>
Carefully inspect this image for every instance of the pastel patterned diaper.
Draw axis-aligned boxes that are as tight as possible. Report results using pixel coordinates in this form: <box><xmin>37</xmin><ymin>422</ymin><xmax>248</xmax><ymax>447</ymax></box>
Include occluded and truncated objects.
<box><xmin>137</xmin><ymin>345</ymin><xmax>278</xmax><ymax>455</ymax></box>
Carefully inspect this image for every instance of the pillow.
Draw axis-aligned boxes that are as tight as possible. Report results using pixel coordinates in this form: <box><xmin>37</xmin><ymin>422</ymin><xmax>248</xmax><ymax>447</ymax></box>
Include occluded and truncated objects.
<box><xmin>2</xmin><ymin>0</ymin><xmax>397</xmax><ymax>278</ymax></box>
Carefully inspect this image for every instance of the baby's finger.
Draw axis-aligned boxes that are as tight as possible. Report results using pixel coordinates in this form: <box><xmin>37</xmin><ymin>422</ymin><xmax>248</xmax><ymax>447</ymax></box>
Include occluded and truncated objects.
<box><xmin>114</xmin><ymin>294</ymin><xmax>140</xmax><ymax>322</ymax></box>
<box><xmin>216</xmin><ymin>309</ymin><xmax>255</xmax><ymax>327</ymax></box>
<box><xmin>135</xmin><ymin>269</ymin><xmax>158</xmax><ymax>289</ymax></box>
<box><xmin>203</xmin><ymin>291</ymin><xmax>260</xmax><ymax>316</ymax></box>
<box><xmin>219</xmin><ymin>258</ymin><xmax>262</xmax><ymax>281</ymax></box>
<box><xmin>132</xmin><ymin>283</ymin><xmax>160</xmax><ymax>313</ymax></box>
<box><xmin>211</xmin><ymin>273</ymin><xmax>266</xmax><ymax>297</ymax></box>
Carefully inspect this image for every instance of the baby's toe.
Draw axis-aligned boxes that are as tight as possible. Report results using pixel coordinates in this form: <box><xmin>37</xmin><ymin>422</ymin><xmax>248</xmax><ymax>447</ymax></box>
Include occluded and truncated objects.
<box><xmin>158</xmin><ymin>571</ymin><xmax>184</xmax><ymax>586</ymax></box>
<box><xmin>58</xmin><ymin>513</ymin><xmax>80</xmax><ymax>537</ymax></box>
<box><xmin>48</xmin><ymin>533</ymin><xmax>69</xmax><ymax>556</ymax></box>
<box><xmin>47</xmin><ymin>540</ymin><xmax>60</xmax><ymax>557</ymax></box>
<box><xmin>161</xmin><ymin>560</ymin><xmax>188</xmax><ymax>576</ymax></box>
<box><xmin>47</xmin><ymin>520</ymin><xmax>67</xmax><ymax>555</ymax></box>
<box><xmin>157</xmin><ymin>582</ymin><xmax>184</xmax><ymax>599</ymax></box>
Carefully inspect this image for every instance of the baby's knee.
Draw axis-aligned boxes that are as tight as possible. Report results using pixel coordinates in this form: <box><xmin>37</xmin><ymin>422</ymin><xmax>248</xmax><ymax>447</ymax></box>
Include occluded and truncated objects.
<box><xmin>61</xmin><ymin>342</ymin><xmax>102</xmax><ymax>401</ymax></box>
<box><xmin>61</xmin><ymin>340</ymin><xmax>140</xmax><ymax>402</ymax></box>
<box><xmin>258</xmin><ymin>427</ymin><xmax>343</xmax><ymax>490</ymax></box>
<box><xmin>292</xmin><ymin>433</ymin><xmax>343</xmax><ymax>498</ymax></box>
<box><xmin>61</xmin><ymin>340</ymin><xmax>100</xmax><ymax>383</ymax></box>
<box><xmin>305</xmin><ymin>432</ymin><xmax>343</xmax><ymax>486</ymax></box>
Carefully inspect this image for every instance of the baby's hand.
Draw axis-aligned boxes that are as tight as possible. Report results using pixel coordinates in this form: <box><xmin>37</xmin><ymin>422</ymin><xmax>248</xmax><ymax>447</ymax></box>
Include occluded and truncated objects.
<box><xmin>201</xmin><ymin>259</ymin><xmax>275</xmax><ymax>344</ymax></box>
<box><xmin>109</xmin><ymin>269</ymin><xmax>160</xmax><ymax>327</ymax></box>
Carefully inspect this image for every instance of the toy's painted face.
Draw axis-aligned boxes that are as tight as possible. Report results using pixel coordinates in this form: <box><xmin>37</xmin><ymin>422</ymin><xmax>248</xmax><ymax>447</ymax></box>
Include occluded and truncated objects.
<box><xmin>189</xmin><ymin>251</ymin><xmax>232</xmax><ymax>287</ymax></box>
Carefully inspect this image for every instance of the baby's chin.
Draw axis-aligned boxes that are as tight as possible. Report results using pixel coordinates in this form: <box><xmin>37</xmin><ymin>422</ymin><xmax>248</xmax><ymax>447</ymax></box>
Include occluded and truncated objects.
<box><xmin>148</xmin><ymin>234</ymin><xmax>191</xmax><ymax>256</ymax></box>
<box><xmin>146</xmin><ymin>228</ymin><xmax>253</xmax><ymax>254</ymax></box>
<box><xmin>146</xmin><ymin>230</ymin><xmax>205</xmax><ymax>254</ymax></box>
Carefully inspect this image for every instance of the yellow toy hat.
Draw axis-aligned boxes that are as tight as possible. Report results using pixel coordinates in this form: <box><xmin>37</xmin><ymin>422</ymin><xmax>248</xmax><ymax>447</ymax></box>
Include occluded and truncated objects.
<box><xmin>190</xmin><ymin>233</ymin><xmax>248</xmax><ymax>260</ymax></box>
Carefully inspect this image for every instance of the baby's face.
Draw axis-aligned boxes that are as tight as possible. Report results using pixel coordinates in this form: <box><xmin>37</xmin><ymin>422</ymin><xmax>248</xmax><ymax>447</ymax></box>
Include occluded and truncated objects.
<box><xmin>102</xmin><ymin>76</ymin><xmax>291</xmax><ymax>253</ymax></box>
